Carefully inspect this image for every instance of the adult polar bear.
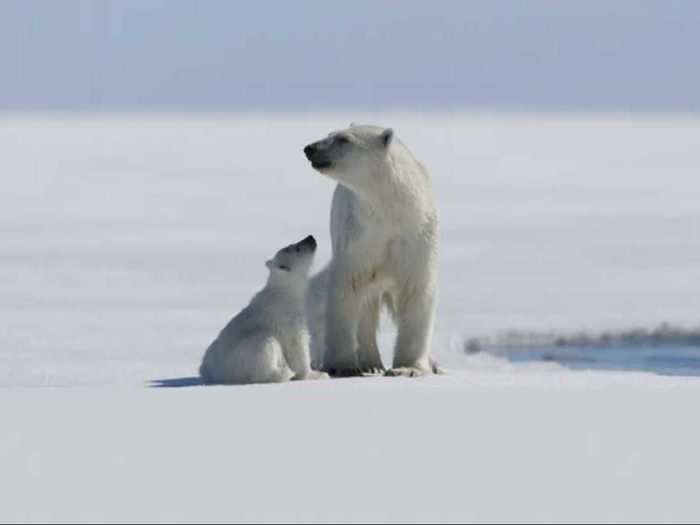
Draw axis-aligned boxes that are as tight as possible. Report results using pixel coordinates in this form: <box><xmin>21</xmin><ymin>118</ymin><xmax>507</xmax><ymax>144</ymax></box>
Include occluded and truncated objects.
<box><xmin>304</xmin><ymin>125</ymin><xmax>441</xmax><ymax>377</ymax></box>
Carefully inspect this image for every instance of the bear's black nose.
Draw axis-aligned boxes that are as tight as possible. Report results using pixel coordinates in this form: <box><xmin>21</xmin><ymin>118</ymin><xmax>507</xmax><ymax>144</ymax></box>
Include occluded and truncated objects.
<box><xmin>303</xmin><ymin>144</ymin><xmax>315</xmax><ymax>159</ymax></box>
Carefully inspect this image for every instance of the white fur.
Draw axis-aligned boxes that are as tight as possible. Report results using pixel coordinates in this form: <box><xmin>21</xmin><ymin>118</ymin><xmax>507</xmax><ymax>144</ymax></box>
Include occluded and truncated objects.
<box><xmin>306</xmin><ymin>267</ymin><xmax>329</xmax><ymax>370</ymax></box>
<box><xmin>305</xmin><ymin>125</ymin><xmax>439</xmax><ymax>377</ymax></box>
<box><xmin>200</xmin><ymin>241</ymin><xmax>328</xmax><ymax>385</ymax></box>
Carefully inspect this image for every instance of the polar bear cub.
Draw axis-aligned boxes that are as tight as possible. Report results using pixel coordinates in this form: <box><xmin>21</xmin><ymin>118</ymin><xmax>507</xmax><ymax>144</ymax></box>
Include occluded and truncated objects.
<box><xmin>199</xmin><ymin>235</ymin><xmax>328</xmax><ymax>385</ymax></box>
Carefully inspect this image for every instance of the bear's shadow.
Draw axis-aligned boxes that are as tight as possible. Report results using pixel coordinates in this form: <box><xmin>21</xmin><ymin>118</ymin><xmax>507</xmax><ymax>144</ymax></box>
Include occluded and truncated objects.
<box><xmin>149</xmin><ymin>376</ymin><xmax>204</xmax><ymax>388</ymax></box>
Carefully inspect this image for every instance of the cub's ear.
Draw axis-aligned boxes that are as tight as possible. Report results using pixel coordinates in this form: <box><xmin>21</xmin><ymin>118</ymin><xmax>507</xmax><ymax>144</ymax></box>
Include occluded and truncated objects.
<box><xmin>265</xmin><ymin>260</ymin><xmax>274</xmax><ymax>270</ymax></box>
<box><xmin>349</xmin><ymin>122</ymin><xmax>357</xmax><ymax>128</ymax></box>
<box><xmin>380</xmin><ymin>128</ymin><xmax>394</xmax><ymax>148</ymax></box>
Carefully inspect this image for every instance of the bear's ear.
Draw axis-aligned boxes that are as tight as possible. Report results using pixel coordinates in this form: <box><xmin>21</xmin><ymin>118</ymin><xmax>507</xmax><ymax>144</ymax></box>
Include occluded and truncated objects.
<box><xmin>349</xmin><ymin>122</ymin><xmax>357</xmax><ymax>128</ymax></box>
<box><xmin>265</xmin><ymin>259</ymin><xmax>274</xmax><ymax>270</ymax></box>
<box><xmin>380</xmin><ymin>128</ymin><xmax>394</xmax><ymax>148</ymax></box>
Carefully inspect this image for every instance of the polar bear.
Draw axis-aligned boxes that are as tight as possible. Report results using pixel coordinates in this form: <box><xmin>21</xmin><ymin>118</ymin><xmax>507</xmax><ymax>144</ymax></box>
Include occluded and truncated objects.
<box><xmin>303</xmin><ymin>125</ymin><xmax>440</xmax><ymax>377</ymax></box>
<box><xmin>199</xmin><ymin>235</ymin><xmax>328</xmax><ymax>385</ymax></box>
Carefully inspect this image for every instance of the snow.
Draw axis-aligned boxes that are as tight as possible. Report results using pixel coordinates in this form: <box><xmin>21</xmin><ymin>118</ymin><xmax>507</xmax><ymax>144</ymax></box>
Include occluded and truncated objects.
<box><xmin>1</xmin><ymin>113</ymin><xmax>700</xmax><ymax>522</ymax></box>
<box><xmin>4</xmin><ymin>370</ymin><xmax>700</xmax><ymax>523</ymax></box>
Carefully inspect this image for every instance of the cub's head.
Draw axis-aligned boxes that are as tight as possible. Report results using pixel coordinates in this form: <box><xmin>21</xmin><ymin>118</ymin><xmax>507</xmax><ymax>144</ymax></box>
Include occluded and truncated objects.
<box><xmin>303</xmin><ymin>124</ymin><xmax>394</xmax><ymax>192</ymax></box>
<box><xmin>265</xmin><ymin>235</ymin><xmax>317</xmax><ymax>280</ymax></box>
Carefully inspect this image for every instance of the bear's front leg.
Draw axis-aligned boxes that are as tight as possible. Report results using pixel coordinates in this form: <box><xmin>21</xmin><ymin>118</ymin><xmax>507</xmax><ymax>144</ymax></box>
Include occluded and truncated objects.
<box><xmin>357</xmin><ymin>296</ymin><xmax>385</xmax><ymax>374</ymax></box>
<box><xmin>323</xmin><ymin>268</ymin><xmax>363</xmax><ymax>377</ymax></box>
<box><xmin>387</xmin><ymin>291</ymin><xmax>436</xmax><ymax>377</ymax></box>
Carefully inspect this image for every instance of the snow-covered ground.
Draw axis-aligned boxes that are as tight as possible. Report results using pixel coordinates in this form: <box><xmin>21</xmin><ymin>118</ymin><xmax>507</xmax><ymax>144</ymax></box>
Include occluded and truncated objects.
<box><xmin>4</xmin><ymin>370</ymin><xmax>700</xmax><ymax>524</ymax></box>
<box><xmin>2</xmin><ymin>113</ymin><xmax>700</xmax><ymax>522</ymax></box>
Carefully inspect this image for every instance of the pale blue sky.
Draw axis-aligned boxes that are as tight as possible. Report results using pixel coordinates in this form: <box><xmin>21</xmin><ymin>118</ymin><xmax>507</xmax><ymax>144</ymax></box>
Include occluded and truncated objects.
<box><xmin>2</xmin><ymin>0</ymin><xmax>700</xmax><ymax>111</ymax></box>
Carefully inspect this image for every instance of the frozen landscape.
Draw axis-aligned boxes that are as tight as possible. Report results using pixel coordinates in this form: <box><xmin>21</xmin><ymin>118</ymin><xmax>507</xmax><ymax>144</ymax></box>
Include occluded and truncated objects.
<box><xmin>2</xmin><ymin>113</ymin><xmax>700</xmax><ymax>522</ymax></box>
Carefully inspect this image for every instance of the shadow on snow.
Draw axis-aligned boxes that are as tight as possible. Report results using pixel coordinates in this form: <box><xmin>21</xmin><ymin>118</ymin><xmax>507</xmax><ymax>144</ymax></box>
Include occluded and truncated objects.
<box><xmin>149</xmin><ymin>376</ymin><xmax>204</xmax><ymax>388</ymax></box>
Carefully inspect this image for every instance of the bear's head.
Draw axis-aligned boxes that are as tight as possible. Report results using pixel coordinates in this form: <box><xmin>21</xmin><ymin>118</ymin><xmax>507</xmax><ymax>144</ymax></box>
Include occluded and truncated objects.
<box><xmin>303</xmin><ymin>125</ymin><xmax>395</xmax><ymax>193</ymax></box>
<box><xmin>265</xmin><ymin>235</ymin><xmax>317</xmax><ymax>282</ymax></box>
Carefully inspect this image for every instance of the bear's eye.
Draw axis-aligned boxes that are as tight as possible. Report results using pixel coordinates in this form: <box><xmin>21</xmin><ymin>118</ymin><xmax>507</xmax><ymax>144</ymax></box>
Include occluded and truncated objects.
<box><xmin>278</xmin><ymin>264</ymin><xmax>291</xmax><ymax>271</ymax></box>
<box><xmin>336</xmin><ymin>135</ymin><xmax>350</xmax><ymax>145</ymax></box>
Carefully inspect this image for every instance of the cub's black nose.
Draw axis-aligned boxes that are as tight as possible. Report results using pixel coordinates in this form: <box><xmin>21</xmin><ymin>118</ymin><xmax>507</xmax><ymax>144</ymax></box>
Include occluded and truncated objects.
<box><xmin>303</xmin><ymin>144</ymin><xmax>315</xmax><ymax>159</ymax></box>
<box><xmin>301</xmin><ymin>235</ymin><xmax>317</xmax><ymax>250</ymax></box>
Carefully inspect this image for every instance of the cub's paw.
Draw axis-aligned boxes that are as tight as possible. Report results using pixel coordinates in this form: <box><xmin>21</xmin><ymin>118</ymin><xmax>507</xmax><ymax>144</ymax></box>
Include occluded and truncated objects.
<box><xmin>431</xmin><ymin>360</ymin><xmax>447</xmax><ymax>375</ymax></box>
<box><xmin>385</xmin><ymin>367</ymin><xmax>429</xmax><ymax>378</ymax></box>
<box><xmin>291</xmin><ymin>370</ymin><xmax>330</xmax><ymax>381</ymax></box>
